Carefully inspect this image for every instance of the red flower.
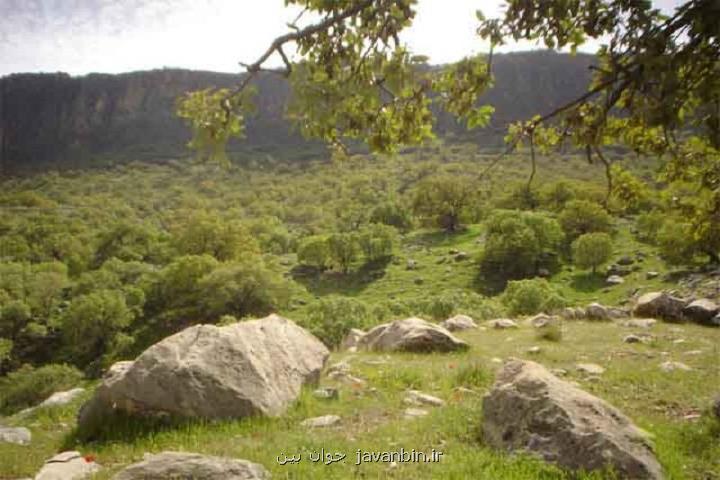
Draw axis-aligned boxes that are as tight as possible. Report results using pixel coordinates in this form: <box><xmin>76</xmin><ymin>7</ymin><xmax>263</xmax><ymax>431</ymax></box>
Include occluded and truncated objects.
<box><xmin>84</xmin><ymin>454</ymin><xmax>96</xmax><ymax>463</ymax></box>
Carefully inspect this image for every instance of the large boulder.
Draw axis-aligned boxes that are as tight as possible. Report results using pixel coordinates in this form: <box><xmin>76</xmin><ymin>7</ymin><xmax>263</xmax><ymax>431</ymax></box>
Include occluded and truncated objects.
<box><xmin>633</xmin><ymin>292</ymin><xmax>686</xmax><ymax>321</ymax></box>
<box><xmin>38</xmin><ymin>388</ymin><xmax>86</xmax><ymax>408</ymax></box>
<box><xmin>482</xmin><ymin>360</ymin><xmax>663</xmax><ymax>479</ymax></box>
<box><xmin>440</xmin><ymin>314</ymin><xmax>477</xmax><ymax>331</ymax></box>
<box><xmin>112</xmin><ymin>452</ymin><xmax>269</xmax><ymax>480</ymax></box>
<box><xmin>34</xmin><ymin>451</ymin><xmax>101</xmax><ymax>480</ymax></box>
<box><xmin>358</xmin><ymin>317</ymin><xmax>468</xmax><ymax>353</ymax></box>
<box><xmin>682</xmin><ymin>299</ymin><xmax>719</xmax><ymax>326</ymax></box>
<box><xmin>78</xmin><ymin>315</ymin><xmax>329</xmax><ymax>432</ymax></box>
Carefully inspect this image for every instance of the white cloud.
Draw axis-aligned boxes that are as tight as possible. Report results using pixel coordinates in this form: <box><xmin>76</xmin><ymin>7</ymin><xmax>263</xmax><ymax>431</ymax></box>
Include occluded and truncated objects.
<box><xmin>0</xmin><ymin>0</ymin><xmax>687</xmax><ymax>76</ymax></box>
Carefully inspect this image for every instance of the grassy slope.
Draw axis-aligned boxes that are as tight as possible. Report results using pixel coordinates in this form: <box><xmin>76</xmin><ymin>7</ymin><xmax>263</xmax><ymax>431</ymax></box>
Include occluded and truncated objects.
<box><xmin>1</xmin><ymin>145</ymin><xmax>715</xmax><ymax>478</ymax></box>
<box><xmin>1</xmin><ymin>222</ymin><xmax>718</xmax><ymax>479</ymax></box>
<box><xmin>1</xmin><ymin>320</ymin><xmax>718</xmax><ymax>479</ymax></box>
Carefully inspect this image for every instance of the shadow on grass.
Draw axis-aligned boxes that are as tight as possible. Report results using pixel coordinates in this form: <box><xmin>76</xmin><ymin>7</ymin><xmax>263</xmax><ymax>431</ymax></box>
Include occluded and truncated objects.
<box><xmin>60</xmin><ymin>410</ymin><xmax>204</xmax><ymax>450</ymax></box>
<box><xmin>408</xmin><ymin>226</ymin><xmax>477</xmax><ymax>247</ymax></box>
<box><xmin>569</xmin><ymin>272</ymin><xmax>607</xmax><ymax>293</ymax></box>
<box><xmin>291</xmin><ymin>258</ymin><xmax>391</xmax><ymax>297</ymax></box>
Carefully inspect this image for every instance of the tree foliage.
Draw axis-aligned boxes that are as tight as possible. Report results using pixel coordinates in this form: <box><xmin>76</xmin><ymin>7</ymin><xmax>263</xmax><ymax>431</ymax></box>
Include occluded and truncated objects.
<box><xmin>572</xmin><ymin>232</ymin><xmax>613</xmax><ymax>274</ymax></box>
<box><xmin>412</xmin><ymin>175</ymin><xmax>475</xmax><ymax>232</ymax></box>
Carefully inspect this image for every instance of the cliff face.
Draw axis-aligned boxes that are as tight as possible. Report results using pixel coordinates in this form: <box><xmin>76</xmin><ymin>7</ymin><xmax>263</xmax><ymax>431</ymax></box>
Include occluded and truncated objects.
<box><xmin>0</xmin><ymin>51</ymin><xmax>594</xmax><ymax>173</ymax></box>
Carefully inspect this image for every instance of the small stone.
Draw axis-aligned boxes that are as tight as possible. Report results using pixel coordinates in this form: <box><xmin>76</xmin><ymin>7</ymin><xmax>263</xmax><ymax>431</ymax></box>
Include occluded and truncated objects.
<box><xmin>617</xmin><ymin>256</ymin><xmax>635</xmax><ymax>266</ymax></box>
<box><xmin>646</xmin><ymin>271</ymin><xmax>659</xmax><ymax>280</ymax></box>
<box><xmin>34</xmin><ymin>451</ymin><xmax>101</xmax><ymax>480</ymax></box>
<box><xmin>683</xmin><ymin>350</ymin><xmax>702</xmax><ymax>356</ymax></box>
<box><xmin>313</xmin><ymin>387</ymin><xmax>339</xmax><ymax>400</ymax></box>
<box><xmin>406</xmin><ymin>259</ymin><xmax>417</xmax><ymax>270</ymax></box>
<box><xmin>622</xmin><ymin>319</ymin><xmax>657</xmax><ymax>329</ymax></box>
<box><xmin>440</xmin><ymin>314</ymin><xmax>477</xmax><ymax>332</ymax></box>
<box><xmin>624</xmin><ymin>334</ymin><xmax>642</xmax><ymax>344</ymax></box>
<box><xmin>454</xmin><ymin>252</ymin><xmax>470</xmax><ymax>261</ymax></box>
<box><xmin>404</xmin><ymin>390</ymin><xmax>445</xmax><ymax>407</ymax></box>
<box><xmin>488</xmin><ymin>319</ymin><xmax>518</xmax><ymax>329</ymax></box>
<box><xmin>527</xmin><ymin>346</ymin><xmax>541</xmax><ymax>354</ymax></box>
<box><xmin>490</xmin><ymin>357</ymin><xmax>503</xmax><ymax>364</ymax></box>
<box><xmin>576</xmin><ymin>363</ymin><xmax>606</xmax><ymax>375</ymax></box>
<box><xmin>301</xmin><ymin>415</ymin><xmax>341</xmax><ymax>428</ymax></box>
<box><xmin>414</xmin><ymin>278</ymin><xmax>424</xmax><ymax>285</ymax></box>
<box><xmin>0</xmin><ymin>426</ymin><xmax>31</xmax><ymax>445</ymax></box>
<box><xmin>607</xmin><ymin>275</ymin><xmax>625</xmax><ymax>286</ymax></box>
<box><xmin>659</xmin><ymin>361</ymin><xmax>692</xmax><ymax>372</ymax></box>
<box><xmin>551</xmin><ymin>368</ymin><xmax>568</xmax><ymax>377</ymax></box>
<box><xmin>404</xmin><ymin>408</ymin><xmax>429</xmax><ymax>419</ymax></box>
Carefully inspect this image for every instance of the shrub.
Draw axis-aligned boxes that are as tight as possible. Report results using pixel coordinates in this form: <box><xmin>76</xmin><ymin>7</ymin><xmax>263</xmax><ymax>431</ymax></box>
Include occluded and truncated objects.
<box><xmin>327</xmin><ymin>233</ymin><xmax>359</xmax><ymax>273</ymax></box>
<box><xmin>539</xmin><ymin>180</ymin><xmax>577</xmax><ymax>211</ymax></box>
<box><xmin>297</xmin><ymin>236</ymin><xmax>330</xmax><ymax>270</ymax></box>
<box><xmin>369</xmin><ymin>201</ymin><xmax>413</xmax><ymax>232</ymax></box>
<box><xmin>410</xmin><ymin>290</ymin><xmax>502</xmax><ymax>321</ymax></box>
<box><xmin>303</xmin><ymin>297</ymin><xmax>376</xmax><ymax>348</ymax></box>
<box><xmin>501</xmin><ymin>278</ymin><xmax>567</xmax><ymax>316</ymax></box>
<box><xmin>0</xmin><ymin>363</ymin><xmax>84</xmax><ymax>414</ymax></box>
<box><xmin>636</xmin><ymin>210</ymin><xmax>665</xmax><ymax>244</ymax></box>
<box><xmin>572</xmin><ymin>232</ymin><xmax>613</xmax><ymax>274</ymax></box>
<box><xmin>412</xmin><ymin>174</ymin><xmax>476</xmax><ymax>232</ymax></box>
<box><xmin>357</xmin><ymin>224</ymin><xmax>397</xmax><ymax>262</ymax></box>
<box><xmin>479</xmin><ymin>210</ymin><xmax>563</xmax><ymax>289</ymax></box>
<box><xmin>61</xmin><ymin>289</ymin><xmax>134</xmax><ymax>373</ymax></box>
<box><xmin>199</xmin><ymin>258</ymin><xmax>288</xmax><ymax>320</ymax></box>
<box><xmin>559</xmin><ymin>200</ymin><xmax>612</xmax><ymax>241</ymax></box>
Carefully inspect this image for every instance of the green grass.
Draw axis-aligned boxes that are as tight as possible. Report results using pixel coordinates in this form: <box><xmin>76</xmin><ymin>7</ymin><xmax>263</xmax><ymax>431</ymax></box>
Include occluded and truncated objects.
<box><xmin>2</xmin><ymin>320</ymin><xmax>718</xmax><ymax>479</ymax></box>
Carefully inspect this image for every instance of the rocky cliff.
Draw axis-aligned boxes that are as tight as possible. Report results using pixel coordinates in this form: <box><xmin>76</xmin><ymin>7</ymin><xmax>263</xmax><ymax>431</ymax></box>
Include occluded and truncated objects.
<box><xmin>0</xmin><ymin>51</ymin><xmax>594</xmax><ymax>174</ymax></box>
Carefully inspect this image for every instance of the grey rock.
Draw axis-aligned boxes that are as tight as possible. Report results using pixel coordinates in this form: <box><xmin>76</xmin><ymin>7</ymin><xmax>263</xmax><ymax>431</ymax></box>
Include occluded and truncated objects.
<box><xmin>576</xmin><ymin>363</ymin><xmax>606</xmax><ymax>375</ymax></box>
<box><xmin>659</xmin><ymin>361</ymin><xmax>691</xmax><ymax>372</ymax></box>
<box><xmin>403</xmin><ymin>408</ymin><xmax>429</xmax><ymax>418</ymax></box>
<box><xmin>38</xmin><ymin>388</ymin><xmax>86</xmax><ymax>409</ymax></box>
<box><xmin>607</xmin><ymin>275</ymin><xmax>625</xmax><ymax>286</ymax></box>
<box><xmin>0</xmin><ymin>426</ymin><xmax>31</xmax><ymax>445</ymax></box>
<box><xmin>646</xmin><ymin>271</ymin><xmax>660</xmax><ymax>280</ymax></box>
<box><xmin>111</xmin><ymin>452</ymin><xmax>268</xmax><ymax>480</ymax></box>
<box><xmin>403</xmin><ymin>390</ymin><xmax>445</xmax><ymax>407</ymax></box>
<box><xmin>440</xmin><ymin>314</ymin><xmax>477</xmax><ymax>332</ymax></box>
<box><xmin>488</xmin><ymin>319</ymin><xmax>519</xmax><ymax>329</ymax></box>
<box><xmin>682</xmin><ymin>299</ymin><xmax>719</xmax><ymax>325</ymax></box>
<box><xmin>624</xmin><ymin>334</ymin><xmax>643</xmax><ymax>344</ymax></box>
<box><xmin>634</xmin><ymin>292</ymin><xmax>687</xmax><ymax>321</ymax></box>
<box><xmin>454</xmin><ymin>252</ymin><xmax>470</xmax><ymax>261</ymax></box>
<box><xmin>78</xmin><ymin>315</ymin><xmax>329</xmax><ymax>432</ymax></box>
<box><xmin>586</xmin><ymin>303</ymin><xmax>610</xmax><ymax>321</ymax></box>
<box><xmin>340</xmin><ymin>328</ymin><xmax>366</xmax><ymax>351</ymax></box>
<box><xmin>482</xmin><ymin>360</ymin><xmax>663</xmax><ymax>479</ymax></box>
<box><xmin>301</xmin><ymin>415</ymin><xmax>341</xmax><ymax>428</ymax></box>
<box><xmin>622</xmin><ymin>318</ymin><xmax>657</xmax><ymax>329</ymax></box>
<box><xmin>35</xmin><ymin>451</ymin><xmax>101</xmax><ymax>480</ymax></box>
<box><xmin>358</xmin><ymin>317</ymin><xmax>468</xmax><ymax>353</ymax></box>
<box><xmin>529</xmin><ymin>314</ymin><xmax>559</xmax><ymax>328</ymax></box>
<box><xmin>313</xmin><ymin>387</ymin><xmax>339</xmax><ymax>400</ymax></box>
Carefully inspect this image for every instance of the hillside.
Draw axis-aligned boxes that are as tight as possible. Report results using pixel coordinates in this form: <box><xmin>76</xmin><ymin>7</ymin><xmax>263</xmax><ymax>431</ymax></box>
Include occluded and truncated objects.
<box><xmin>0</xmin><ymin>147</ymin><xmax>719</xmax><ymax>479</ymax></box>
<box><xmin>0</xmin><ymin>51</ymin><xmax>594</xmax><ymax>174</ymax></box>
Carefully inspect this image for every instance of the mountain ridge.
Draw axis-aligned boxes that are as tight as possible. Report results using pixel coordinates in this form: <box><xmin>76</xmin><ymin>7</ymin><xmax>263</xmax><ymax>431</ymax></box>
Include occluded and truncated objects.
<box><xmin>0</xmin><ymin>51</ymin><xmax>594</xmax><ymax>174</ymax></box>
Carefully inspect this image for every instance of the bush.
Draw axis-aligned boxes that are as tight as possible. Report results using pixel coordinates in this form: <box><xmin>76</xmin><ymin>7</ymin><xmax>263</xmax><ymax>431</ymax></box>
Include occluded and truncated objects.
<box><xmin>370</xmin><ymin>201</ymin><xmax>413</xmax><ymax>232</ymax></box>
<box><xmin>0</xmin><ymin>363</ymin><xmax>84</xmax><ymax>414</ymax></box>
<box><xmin>479</xmin><ymin>210</ymin><xmax>563</xmax><ymax>289</ymax></box>
<box><xmin>327</xmin><ymin>233</ymin><xmax>359</xmax><ymax>273</ymax></box>
<box><xmin>501</xmin><ymin>278</ymin><xmax>567</xmax><ymax>316</ymax></box>
<box><xmin>559</xmin><ymin>200</ymin><xmax>612</xmax><ymax>241</ymax></box>
<box><xmin>297</xmin><ymin>236</ymin><xmax>330</xmax><ymax>270</ymax></box>
<box><xmin>302</xmin><ymin>297</ymin><xmax>377</xmax><ymax>348</ymax></box>
<box><xmin>410</xmin><ymin>290</ymin><xmax>502</xmax><ymax>321</ymax></box>
<box><xmin>357</xmin><ymin>224</ymin><xmax>397</xmax><ymax>262</ymax></box>
<box><xmin>60</xmin><ymin>289</ymin><xmax>134</xmax><ymax>373</ymax></box>
<box><xmin>199</xmin><ymin>258</ymin><xmax>288</xmax><ymax>320</ymax></box>
<box><xmin>636</xmin><ymin>210</ymin><xmax>665</xmax><ymax>244</ymax></box>
<box><xmin>572</xmin><ymin>232</ymin><xmax>613</xmax><ymax>274</ymax></box>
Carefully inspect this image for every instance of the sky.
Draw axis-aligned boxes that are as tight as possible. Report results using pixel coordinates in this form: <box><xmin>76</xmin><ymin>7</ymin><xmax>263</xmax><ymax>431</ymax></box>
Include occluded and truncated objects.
<box><xmin>0</xmin><ymin>0</ymin><xmax>685</xmax><ymax>77</ymax></box>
